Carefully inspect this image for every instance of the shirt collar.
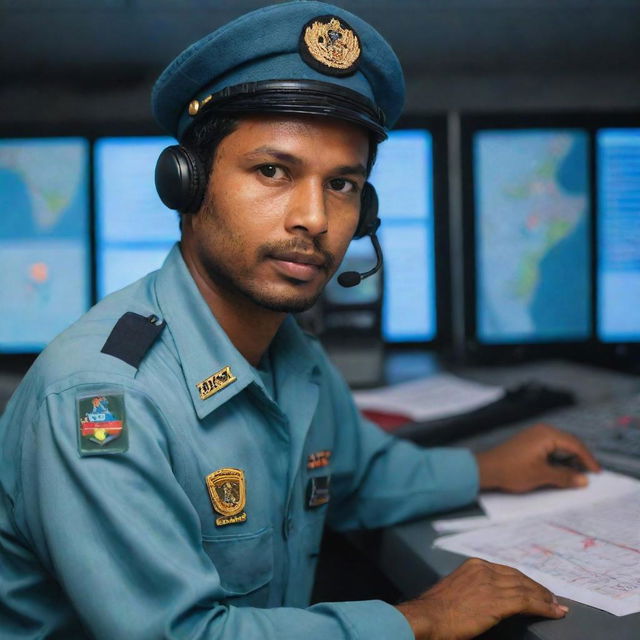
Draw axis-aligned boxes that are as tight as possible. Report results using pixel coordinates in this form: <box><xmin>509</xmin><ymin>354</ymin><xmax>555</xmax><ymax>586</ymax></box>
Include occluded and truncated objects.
<box><xmin>154</xmin><ymin>244</ymin><xmax>319</xmax><ymax>419</ymax></box>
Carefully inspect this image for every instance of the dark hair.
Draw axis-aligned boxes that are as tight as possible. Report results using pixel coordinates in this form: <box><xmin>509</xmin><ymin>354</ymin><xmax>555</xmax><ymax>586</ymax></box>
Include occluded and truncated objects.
<box><xmin>181</xmin><ymin>112</ymin><xmax>241</xmax><ymax>183</ymax></box>
<box><xmin>178</xmin><ymin>110</ymin><xmax>379</xmax><ymax>223</ymax></box>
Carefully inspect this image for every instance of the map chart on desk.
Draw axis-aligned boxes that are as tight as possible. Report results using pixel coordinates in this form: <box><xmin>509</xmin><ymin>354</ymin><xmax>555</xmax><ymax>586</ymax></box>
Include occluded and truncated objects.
<box><xmin>435</xmin><ymin>490</ymin><xmax>640</xmax><ymax>616</ymax></box>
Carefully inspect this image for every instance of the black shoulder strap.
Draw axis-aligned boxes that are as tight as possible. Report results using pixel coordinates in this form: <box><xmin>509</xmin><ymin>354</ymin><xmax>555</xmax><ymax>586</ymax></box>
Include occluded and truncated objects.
<box><xmin>101</xmin><ymin>312</ymin><xmax>166</xmax><ymax>369</ymax></box>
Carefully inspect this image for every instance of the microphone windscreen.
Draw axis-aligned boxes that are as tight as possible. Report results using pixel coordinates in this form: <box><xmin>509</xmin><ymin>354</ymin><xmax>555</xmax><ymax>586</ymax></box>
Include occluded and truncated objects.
<box><xmin>337</xmin><ymin>271</ymin><xmax>361</xmax><ymax>288</ymax></box>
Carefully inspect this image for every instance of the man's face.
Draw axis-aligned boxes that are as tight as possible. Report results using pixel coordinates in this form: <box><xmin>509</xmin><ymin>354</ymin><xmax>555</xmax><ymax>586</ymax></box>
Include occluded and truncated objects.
<box><xmin>185</xmin><ymin>114</ymin><xmax>370</xmax><ymax>313</ymax></box>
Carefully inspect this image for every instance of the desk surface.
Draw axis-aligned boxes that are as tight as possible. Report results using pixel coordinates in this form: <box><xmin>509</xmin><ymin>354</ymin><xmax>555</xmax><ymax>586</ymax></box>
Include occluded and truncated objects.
<box><xmin>371</xmin><ymin>356</ymin><xmax>640</xmax><ymax>640</ymax></box>
<box><xmin>378</xmin><ymin>517</ymin><xmax>640</xmax><ymax>640</ymax></box>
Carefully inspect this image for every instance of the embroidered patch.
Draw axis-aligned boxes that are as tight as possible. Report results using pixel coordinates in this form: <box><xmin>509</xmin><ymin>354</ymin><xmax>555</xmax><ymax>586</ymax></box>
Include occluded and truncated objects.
<box><xmin>307</xmin><ymin>450</ymin><xmax>332</xmax><ymax>469</ymax></box>
<box><xmin>306</xmin><ymin>475</ymin><xmax>330</xmax><ymax>508</ymax></box>
<box><xmin>299</xmin><ymin>15</ymin><xmax>361</xmax><ymax>77</ymax></box>
<box><xmin>206</xmin><ymin>468</ymin><xmax>247</xmax><ymax>527</ymax></box>
<box><xmin>77</xmin><ymin>393</ymin><xmax>128</xmax><ymax>456</ymax></box>
<box><xmin>196</xmin><ymin>366</ymin><xmax>237</xmax><ymax>401</ymax></box>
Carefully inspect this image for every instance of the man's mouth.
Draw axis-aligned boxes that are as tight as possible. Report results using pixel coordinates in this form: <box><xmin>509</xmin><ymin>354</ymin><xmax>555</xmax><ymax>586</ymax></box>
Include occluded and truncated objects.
<box><xmin>268</xmin><ymin>250</ymin><xmax>327</xmax><ymax>282</ymax></box>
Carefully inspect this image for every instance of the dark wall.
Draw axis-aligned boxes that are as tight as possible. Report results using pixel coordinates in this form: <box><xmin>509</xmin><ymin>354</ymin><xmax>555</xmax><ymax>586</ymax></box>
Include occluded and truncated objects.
<box><xmin>1</xmin><ymin>0</ymin><xmax>639</xmax><ymax>130</ymax></box>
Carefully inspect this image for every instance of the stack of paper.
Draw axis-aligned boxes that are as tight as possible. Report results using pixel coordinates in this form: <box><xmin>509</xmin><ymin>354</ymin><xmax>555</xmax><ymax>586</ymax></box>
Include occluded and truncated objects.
<box><xmin>433</xmin><ymin>471</ymin><xmax>640</xmax><ymax>532</ymax></box>
<box><xmin>353</xmin><ymin>373</ymin><xmax>505</xmax><ymax>423</ymax></box>
<box><xmin>433</xmin><ymin>471</ymin><xmax>640</xmax><ymax>616</ymax></box>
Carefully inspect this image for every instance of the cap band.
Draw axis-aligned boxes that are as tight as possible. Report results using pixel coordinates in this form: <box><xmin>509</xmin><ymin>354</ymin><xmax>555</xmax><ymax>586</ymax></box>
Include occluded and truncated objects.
<box><xmin>185</xmin><ymin>79</ymin><xmax>387</xmax><ymax>141</ymax></box>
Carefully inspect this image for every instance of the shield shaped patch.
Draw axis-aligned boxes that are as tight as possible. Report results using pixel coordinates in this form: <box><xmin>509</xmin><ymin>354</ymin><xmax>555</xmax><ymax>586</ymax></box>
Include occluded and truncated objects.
<box><xmin>205</xmin><ymin>468</ymin><xmax>247</xmax><ymax>526</ymax></box>
<box><xmin>77</xmin><ymin>392</ymin><xmax>128</xmax><ymax>456</ymax></box>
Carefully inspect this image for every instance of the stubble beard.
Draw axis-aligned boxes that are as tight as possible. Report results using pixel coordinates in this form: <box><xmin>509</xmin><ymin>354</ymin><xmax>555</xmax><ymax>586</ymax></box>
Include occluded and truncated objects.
<box><xmin>197</xmin><ymin>199</ymin><xmax>337</xmax><ymax>314</ymax></box>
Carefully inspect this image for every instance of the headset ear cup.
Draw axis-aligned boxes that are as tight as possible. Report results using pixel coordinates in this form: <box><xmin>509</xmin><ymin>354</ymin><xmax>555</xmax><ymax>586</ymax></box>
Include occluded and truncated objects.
<box><xmin>354</xmin><ymin>182</ymin><xmax>380</xmax><ymax>238</ymax></box>
<box><xmin>155</xmin><ymin>145</ymin><xmax>206</xmax><ymax>214</ymax></box>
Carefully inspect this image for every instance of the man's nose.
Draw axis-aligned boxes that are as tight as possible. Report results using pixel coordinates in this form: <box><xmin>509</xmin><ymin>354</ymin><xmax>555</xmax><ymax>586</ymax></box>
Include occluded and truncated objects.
<box><xmin>285</xmin><ymin>180</ymin><xmax>328</xmax><ymax>237</ymax></box>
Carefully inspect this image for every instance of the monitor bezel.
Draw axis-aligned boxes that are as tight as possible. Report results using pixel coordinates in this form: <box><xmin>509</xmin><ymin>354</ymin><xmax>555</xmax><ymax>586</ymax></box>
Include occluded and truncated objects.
<box><xmin>461</xmin><ymin>112</ymin><xmax>599</xmax><ymax>364</ymax></box>
<box><xmin>461</xmin><ymin>111</ymin><xmax>640</xmax><ymax>366</ymax></box>
<box><xmin>382</xmin><ymin>114</ymin><xmax>451</xmax><ymax>348</ymax></box>
<box><xmin>0</xmin><ymin>130</ymin><xmax>95</xmax><ymax>365</ymax></box>
<box><xmin>0</xmin><ymin>122</ymin><xmax>167</xmax><ymax>365</ymax></box>
<box><xmin>591</xmin><ymin>113</ymin><xmax>640</xmax><ymax>369</ymax></box>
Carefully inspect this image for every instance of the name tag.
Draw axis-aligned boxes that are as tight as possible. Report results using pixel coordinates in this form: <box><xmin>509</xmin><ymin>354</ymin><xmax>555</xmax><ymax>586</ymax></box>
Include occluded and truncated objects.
<box><xmin>306</xmin><ymin>475</ymin><xmax>330</xmax><ymax>508</ymax></box>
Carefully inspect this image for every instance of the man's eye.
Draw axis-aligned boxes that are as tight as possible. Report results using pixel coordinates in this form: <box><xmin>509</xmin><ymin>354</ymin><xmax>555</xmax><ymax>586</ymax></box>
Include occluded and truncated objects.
<box><xmin>258</xmin><ymin>165</ymin><xmax>284</xmax><ymax>179</ymax></box>
<box><xmin>328</xmin><ymin>178</ymin><xmax>357</xmax><ymax>193</ymax></box>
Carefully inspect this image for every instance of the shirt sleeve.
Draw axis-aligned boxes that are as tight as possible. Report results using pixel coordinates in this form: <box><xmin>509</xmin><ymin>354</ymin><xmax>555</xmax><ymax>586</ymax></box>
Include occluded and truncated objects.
<box><xmin>12</xmin><ymin>383</ymin><xmax>414</xmax><ymax>640</ymax></box>
<box><xmin>324</xmin><ymin>373</ymin><xmax>480</xmax><ymax>532</ymax></box>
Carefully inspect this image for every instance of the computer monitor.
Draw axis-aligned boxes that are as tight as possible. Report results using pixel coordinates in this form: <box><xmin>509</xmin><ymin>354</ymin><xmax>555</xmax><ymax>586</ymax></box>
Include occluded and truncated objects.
<box><xmin>325</xmin><ymin>127</ymin><xmax>439</xmax><ymax>343</ymax></box>
<box><xmin>462</xmin><ymin>117</ymin><xmax>593</xmax><ymax>356</ymax></box>
<box><xmin>94</xmin><ymin>136</ymin><xmax>178</xmax><ymax>299</ymax></box>
<box><xmin>596</xmin><ymin>127</ymin><xmax>640</xmax><ymax>344</ymax></box>
<box><xmin>0</xmin><ymin>137</ymin><xmax>91</xmax><ymax>353</ymax></box>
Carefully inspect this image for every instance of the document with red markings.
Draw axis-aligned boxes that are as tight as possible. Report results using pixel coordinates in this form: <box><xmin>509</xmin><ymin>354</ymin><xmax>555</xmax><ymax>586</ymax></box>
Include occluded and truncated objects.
<box><xmin>434</xmin><ymin>484</ymin><xmax>640</xmax><ymax>616</ymax></box>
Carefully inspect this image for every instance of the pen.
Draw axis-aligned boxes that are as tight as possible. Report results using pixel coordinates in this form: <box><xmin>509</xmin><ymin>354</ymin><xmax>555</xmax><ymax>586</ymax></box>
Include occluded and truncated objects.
<box><xmin>547</xmin><ymin>450</ymin><xmax>588</xmax><ymax>472</ymax></box>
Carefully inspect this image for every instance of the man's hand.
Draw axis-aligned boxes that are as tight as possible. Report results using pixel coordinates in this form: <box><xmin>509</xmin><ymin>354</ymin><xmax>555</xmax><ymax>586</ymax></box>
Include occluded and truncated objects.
<box><xmin>475</xmin><ymin>423</ymin><xmax>601</xmax><ymax>493</ymax></box>
<box><xmin>396</xmin><ymin>557</ymin><xmax>568</xmax><ymax>640</ymax></box>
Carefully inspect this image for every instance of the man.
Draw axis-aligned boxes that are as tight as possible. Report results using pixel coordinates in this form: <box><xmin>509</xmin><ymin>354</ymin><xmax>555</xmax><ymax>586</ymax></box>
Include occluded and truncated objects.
<box><xmin>0</xmin><ymin>2</ymin><xmax>599</xmax><ymax>639</ymax></box>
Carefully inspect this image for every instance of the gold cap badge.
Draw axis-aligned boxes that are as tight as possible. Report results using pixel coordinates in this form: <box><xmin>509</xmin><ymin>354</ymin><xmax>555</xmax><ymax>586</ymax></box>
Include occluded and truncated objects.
<box><xmin>300</xmin><ymin>15</ymin><xmax>361</xmax><ymax>76</ymax></box>
<box><xmin>196</xmin><ymin>365</ymin><xmax>237</xmax><ymax>400</ymax></box>
<box><xmin>206</xmin><ymin>468</ymin><xmax>247</xmax><ymax>526</ymax></box>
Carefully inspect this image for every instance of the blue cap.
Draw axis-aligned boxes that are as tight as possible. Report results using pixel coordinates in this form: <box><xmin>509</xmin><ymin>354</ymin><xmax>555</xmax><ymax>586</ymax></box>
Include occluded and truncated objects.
<box><xmin>152</xmin><ymin>1</ymin><xmax>405</xmax><ymax>142</ymax></box>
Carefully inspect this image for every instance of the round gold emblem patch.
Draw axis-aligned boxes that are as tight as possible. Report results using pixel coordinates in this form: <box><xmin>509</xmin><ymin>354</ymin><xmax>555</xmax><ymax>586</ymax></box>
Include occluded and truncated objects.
<box><xmin>299</xmin><ymin>15</ymin><xmax>361</xmax><ymax>77</ymax></box>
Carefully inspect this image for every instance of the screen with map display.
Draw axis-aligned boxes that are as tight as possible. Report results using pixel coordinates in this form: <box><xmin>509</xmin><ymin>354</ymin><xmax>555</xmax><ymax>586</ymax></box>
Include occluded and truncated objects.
<box><xmin>95</xmin><ymin>136</ymin><xmax>178</xmax><ymax>299</ymax></box>
<box><xmin>0</xmin><ymin>137</ymin><xmax>91</xmax><ymax>352</ymax></box>
<box><xmin>473</xmin><ymin>128</ymin><xmax>592</xmax><ymax>344</ymax></box>
<box><xmin>325</xmin><ymin>129</ymin><xmax>436</xmax><ymax>342</ymax></box>
<box><xmin>597</xmin><ymin>128</ymin><xmax>640</xmax><ymax>343</ymax></box>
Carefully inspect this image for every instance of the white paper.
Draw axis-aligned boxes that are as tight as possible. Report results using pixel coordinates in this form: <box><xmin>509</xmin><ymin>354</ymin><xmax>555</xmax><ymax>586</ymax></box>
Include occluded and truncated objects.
<box><xmin>432</xmin><ymin>471</ymin><xmax>640</xmax><ymax>533</ymax></box>
<box><xmin>434</xmin><ymin>490</ymin><xmax>640</xmax><ymax>616</ymax></box>
<box><xmin>353</xmin><ymin>373</ymin><xmax>505</xmax><ymax>422</ymax></box>
<box><xmin>479</xmin><ymin>470</ymin><xmax>640</xmax><ymax>522</ymax></box>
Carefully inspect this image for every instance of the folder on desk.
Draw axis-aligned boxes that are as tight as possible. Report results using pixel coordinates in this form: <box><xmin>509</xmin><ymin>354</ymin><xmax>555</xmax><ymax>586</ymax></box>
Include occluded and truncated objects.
<box><xmin>354</xmin><ymin>373</ymin><xmax>574</xmax><ymax>445</ymax></box>
<box><xmin>354</xmin><ymin>374</ymin><xmax>505</xmax><ymax>425</ymax></box>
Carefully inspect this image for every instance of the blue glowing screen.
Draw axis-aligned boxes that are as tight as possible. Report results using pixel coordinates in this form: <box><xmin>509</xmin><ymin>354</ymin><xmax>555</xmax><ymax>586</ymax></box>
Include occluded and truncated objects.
<box><xmin>474</xmin><ymin>129</ymin><xmax>591</xmax><ymax>344</ymax></box>
<box><xmin>0</xmin><ymin>138</ymin><xmax>91</xmax><ymax>352</ymax></box>
<box><xmin>597</xmin><ymin>128</ymin><xmax>640</xmax><ymax>343</ymax></box>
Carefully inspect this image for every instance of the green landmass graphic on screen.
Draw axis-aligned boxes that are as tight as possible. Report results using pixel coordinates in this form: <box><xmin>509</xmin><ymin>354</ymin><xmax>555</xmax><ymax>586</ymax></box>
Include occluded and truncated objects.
<box><xmin>0</xmin><ymin>143</ymin><xmax>84</xmax><ymax>233</ymax></box>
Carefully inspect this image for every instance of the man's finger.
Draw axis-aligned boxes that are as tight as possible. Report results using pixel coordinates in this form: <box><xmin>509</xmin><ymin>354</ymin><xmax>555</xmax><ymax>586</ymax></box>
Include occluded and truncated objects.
<box><xmin>545</xmin><ymin>465</ymin><xmax>588</xmax><ymax>489</ymax></box>
<box><xmin>497</xmin><ymin>590</ymin><xmax>569</xmax><ymax>620</ymax></box>
<box><xmin>489</xmin><ymin>563</ymin><xmax>565</xmax><ymax>609</ymax></box>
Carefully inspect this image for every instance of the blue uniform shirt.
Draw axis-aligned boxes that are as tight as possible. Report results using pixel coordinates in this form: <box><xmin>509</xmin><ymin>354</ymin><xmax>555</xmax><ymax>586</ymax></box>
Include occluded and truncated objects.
<box><xmin>0</xmin><ymin>244</ymin><xmax>479</xmax><ymax>639</ymax></box>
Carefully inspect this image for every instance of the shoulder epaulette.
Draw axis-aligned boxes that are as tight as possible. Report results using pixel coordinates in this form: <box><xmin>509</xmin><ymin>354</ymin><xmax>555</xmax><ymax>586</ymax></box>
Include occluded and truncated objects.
<box><xmin>101</xmin><ymin>312</ymin><xmax>166</xmax><ymax>369</ymax></box>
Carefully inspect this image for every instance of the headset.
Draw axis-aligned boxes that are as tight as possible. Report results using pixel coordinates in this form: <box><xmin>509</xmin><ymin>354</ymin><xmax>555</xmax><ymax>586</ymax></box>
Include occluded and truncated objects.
<box><xmin>155</xmin><ymin>144</ymin><xmax>383</xmax><ymax>287</ymax></box>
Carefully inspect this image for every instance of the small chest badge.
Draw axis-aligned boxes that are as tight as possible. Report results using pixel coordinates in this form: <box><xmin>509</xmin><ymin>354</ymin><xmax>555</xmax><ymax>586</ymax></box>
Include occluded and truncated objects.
<box><xmin>300</xmin><ymin>15</ymin><xmax>361</xmax><ymax>77</ymax></box>
<box><xmin>196</xmin><ymin>365</ymin><xmax>237</xmax><ymax>401</ymax></box>
<box><xmin>206</xmin><ymin>468</ymin><xmax>247</xmax><ymax>526</ymax></box>
<box><xmin>307</xmin><ymin>475</ymin><xmax>331</xmax><ymax>509</ymax></box>
<box><xmin>77</xmin><ymin>393</ymin><xmax>128</xmax><ymax>456</ymax></box>
<box><xmin>307</xmin><ymin>450</ymin><xmax>331</xmax><ymax>469</ymax></box>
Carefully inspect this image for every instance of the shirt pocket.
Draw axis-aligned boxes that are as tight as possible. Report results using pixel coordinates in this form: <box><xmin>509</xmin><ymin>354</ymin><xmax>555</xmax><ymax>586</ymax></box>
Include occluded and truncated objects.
<box><xmin>202</xmin><ymin>526</ymin><xmax>273</xmax><ymax>596</ymax></box>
